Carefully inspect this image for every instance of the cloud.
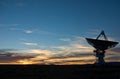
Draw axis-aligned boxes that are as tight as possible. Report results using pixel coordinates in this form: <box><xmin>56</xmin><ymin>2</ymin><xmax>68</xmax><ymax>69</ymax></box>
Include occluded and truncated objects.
<box><xmin>10</xmin><ymin>27</ymin><xmax>55</xmax><ymax>35</ymax></box>
<box><xmin>105</xmin><ymin>49</ymin><xmax>120</xmax><ymax>62</ymax></box>
<box><xmin>24</xmin><ymin>29</ymin><xmax>55</xmax><ymax>35</ymax></box>
<box><xmin>10</xmin><ymin>27</ymin><xmax>31</xmax><ymax>34</ymax></box>
<box><xmin>22</xmin><ymin>42</ymin><xmax>38</xmax><ymax>46</ymax></box>
<box><xmin>0</xmin><ymin>35</ymin><xmax>119</xmax><ymax>65</ymax></box>
<box><xmin>24</xmin><ymin>30</ymin><xmax>33</xmax><ymax>34</ymax></box>
<box><xmin>55</xmin><ymin>37</ymin><xmax>93</xmax><ymax>53</ymax></box>
<box><xmin>0</xmin><ymin>49</ymin><xmax>17</xmax><ymax>52</ymax></box>
<box><xmin>37</xmin><ymin>54</ymin><xmax>95</xmax><ymax>65</ymax></box>
<box><xmin>10</xmin><ymin>28</ymin><xmax>34</xmax><ymax>34</ymax></box>
<box><xmin>109</xmin><ymin>47</ymin><xmax>120</xmax><ymax>53</ymax></box>
<box><xmin>0</xmin><ymin>48</ymin><xmax>95</xmax><ymax>65</ymax></box>
<box><xmin>0</xmin><ymin>49</ymin><xmax>35</xmax><ymax>64</ymax></box>
<box><xmin>13</xmin><ymin>49</ymin><xmax>57</xmax><ymax>64</ymax></box>
<box><xmin>25</xmin><ymin>36</ymin><xmax>95</xmax><ymax>64</ymax></box>
<box><xmin>20</xmin><ymin>36</ymin><xmax>95</xmax><ymax>64</ymax></box>
<box><xmin>60</xmin><ymin>38</ymin><xmax>71</xmax><ymax>42</ymax></box>
<box><xmin>0</xmin><ymin>24</ymin><xmax>19</xmax><ymax>28</ymax></box>
<box><xmin>22</xmin><ymin>49</ymin><xmax>95</xmax><ymax>65</ymax></box>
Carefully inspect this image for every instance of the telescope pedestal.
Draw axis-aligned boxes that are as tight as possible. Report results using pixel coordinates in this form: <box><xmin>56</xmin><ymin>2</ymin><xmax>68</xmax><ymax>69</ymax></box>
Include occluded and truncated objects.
<box><xmin>94</xmin><ymin>50</ymin><xmax>105</xmax><ymax>64</ymax></box>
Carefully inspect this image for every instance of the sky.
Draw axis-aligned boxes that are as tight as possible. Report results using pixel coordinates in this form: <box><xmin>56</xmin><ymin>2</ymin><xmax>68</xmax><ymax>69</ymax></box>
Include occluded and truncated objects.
<box><xmin>0</xmin><ymin>0</ymin><xmax>120</xmax><ymax>65</ymax></box>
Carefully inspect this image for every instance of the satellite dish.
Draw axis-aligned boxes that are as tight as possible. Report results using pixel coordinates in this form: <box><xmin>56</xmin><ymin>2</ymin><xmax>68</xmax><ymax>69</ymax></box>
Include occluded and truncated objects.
<box><xmin>85</xmin><ymin>31</ymin><xmax>119</xmax><ymax>64</ymax></box>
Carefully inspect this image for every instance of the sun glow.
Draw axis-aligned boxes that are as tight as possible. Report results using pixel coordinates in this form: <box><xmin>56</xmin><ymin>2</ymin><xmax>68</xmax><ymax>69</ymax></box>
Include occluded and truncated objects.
<box><xmin>17</xmin><ymin>59</ymin><xmax>34</xmax><ymax>65</ymax></box>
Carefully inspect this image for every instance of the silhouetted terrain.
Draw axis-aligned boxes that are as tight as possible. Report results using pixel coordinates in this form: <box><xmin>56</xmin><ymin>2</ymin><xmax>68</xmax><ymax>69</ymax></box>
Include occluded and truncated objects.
<box><xmin>0</xmin><ymin>63</ymin><xmax>120</xmax><ymax>79</ymax></box>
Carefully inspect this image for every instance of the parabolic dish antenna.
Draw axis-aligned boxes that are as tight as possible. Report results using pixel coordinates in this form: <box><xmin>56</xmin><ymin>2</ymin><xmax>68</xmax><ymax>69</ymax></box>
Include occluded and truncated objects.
<box><xmin>86</xmin><ymin>31</ymin><xmax>119</xmax><ymax>64</ymax></box>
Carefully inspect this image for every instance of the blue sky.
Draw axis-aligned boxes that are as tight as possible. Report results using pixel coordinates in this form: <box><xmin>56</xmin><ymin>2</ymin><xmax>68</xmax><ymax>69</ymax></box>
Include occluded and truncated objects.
<box><xmin>0</xmin><ymin>0</ymin><xmax>120</xmax><ymax>64</ymax></box>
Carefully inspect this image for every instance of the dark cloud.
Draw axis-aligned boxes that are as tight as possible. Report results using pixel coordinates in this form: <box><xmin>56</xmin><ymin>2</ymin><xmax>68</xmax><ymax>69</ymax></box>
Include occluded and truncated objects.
<box><xmin>0</xmin><ymin>49</ymin><xmax>18</xmax><ymax>52</ymax></box>
<box><xmin>106</xmin><ymin>55</ymin><xmax>120</xmax><ymax>61</ymax></box>
<box><xmin>49</xmin><ymin>52</ymin><xmax>93</xmax><ymax>59</ymax></box>
<box><xmin>44</xmin><ymin>57</ymin><xmax>95</xmax><ymax>65</ymax></box>
<box><xmin>0</xmin><ymin>55</ymin><xmax>33</xmax><ymax>63</ymax></box>
<box><xmin>0</xmin><ymin>49</ymin><xmax>35</xmax><ymax>63</ymax></box>
<box><xmin>62</xmin><ymin>59</ymin><xmax>94</xmax><ymax>64</ymax></box>
<box><xmin>65</xmin><ymin>52</ymin><xmax>93</xmax><ymax>57</ymax></box>
<box><xmin>109</xmin><ymin>47</ymin><xmax>120</xmax><ymax>53</ymax></box>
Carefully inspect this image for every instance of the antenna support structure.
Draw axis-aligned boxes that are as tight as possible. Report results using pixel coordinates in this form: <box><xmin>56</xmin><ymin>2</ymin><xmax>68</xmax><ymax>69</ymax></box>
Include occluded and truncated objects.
<box><xmin>86</xmin><ymin>30</ymin><xmax>119</xmax><ymax>64</ymax></box>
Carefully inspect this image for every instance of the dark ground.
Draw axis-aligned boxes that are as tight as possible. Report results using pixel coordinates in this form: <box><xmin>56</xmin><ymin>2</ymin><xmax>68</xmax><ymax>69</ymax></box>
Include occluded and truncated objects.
<box><xmin>0</xmin><ymin>63</ymin><xmax>120</xmax><ymax>79</ymax></box>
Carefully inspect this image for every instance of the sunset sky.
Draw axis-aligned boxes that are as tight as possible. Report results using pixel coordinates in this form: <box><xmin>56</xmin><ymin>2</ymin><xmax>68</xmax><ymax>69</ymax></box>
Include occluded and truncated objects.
<box><xmin>0</xmin><ymin>0</ymin><xmax>120</xmax><ymax>65</ymax></box>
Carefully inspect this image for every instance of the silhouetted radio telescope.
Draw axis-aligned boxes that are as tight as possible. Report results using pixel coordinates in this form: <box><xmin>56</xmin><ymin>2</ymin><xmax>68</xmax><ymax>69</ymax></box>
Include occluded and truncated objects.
<box><xmin>86</xmin><ymin>31</ymin><xmax>119</xmax><ymax>64</ymax></box>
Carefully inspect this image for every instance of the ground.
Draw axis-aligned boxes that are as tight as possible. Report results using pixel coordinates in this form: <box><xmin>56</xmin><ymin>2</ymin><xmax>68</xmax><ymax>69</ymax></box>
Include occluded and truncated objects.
<box><xmin>0</xmin><ymin>63</ymin><xmax>120</xmax><ymax>79</ymax></box>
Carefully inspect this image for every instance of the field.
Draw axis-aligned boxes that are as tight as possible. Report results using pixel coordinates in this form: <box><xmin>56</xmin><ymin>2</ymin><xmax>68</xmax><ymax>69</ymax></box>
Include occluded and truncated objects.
<box><xmin>0</xmin><ymin>64</ymin><xmax>120</xmax><ymax>79</ymax></box>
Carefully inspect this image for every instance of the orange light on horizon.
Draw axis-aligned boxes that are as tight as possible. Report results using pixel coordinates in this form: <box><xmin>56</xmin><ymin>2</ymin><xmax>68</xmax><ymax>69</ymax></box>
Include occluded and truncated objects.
<box><xmin>17</xmin><ymin>59</ymin><xmax>34</xmax><ymax>65</ymax></box>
